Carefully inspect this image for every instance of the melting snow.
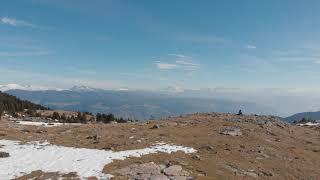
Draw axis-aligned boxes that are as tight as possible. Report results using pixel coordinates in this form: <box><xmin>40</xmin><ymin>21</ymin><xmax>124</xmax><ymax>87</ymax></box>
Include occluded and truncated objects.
<box><xmin>0</xmin><ymin>140</ymin><xmax>196</xmax><ymax>179</ymax></box>
<box><xmin>16</xmin><ymin>121</ymin><xmax>64</xmax><ymax>127</ymax></box>
<box><xmin>298</xmin><ymin>122</ymin><xmax>320</xmax><ymax>126</ymax></box>
<box><xmin>15</xmin><ymin>121</ymin><xmax>81</xmax><ymax>127</ymax></box>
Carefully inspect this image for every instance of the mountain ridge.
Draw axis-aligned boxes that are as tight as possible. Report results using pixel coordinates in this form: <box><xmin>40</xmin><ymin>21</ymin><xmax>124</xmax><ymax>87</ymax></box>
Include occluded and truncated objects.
<box><xmin>285</xmin><ymin>111</ymin><xmax>320</xmax><ymax>123</ymax></box>
<box><xmin>0</xmin><ymin>91</ymin><xmax>48</xmax><ymax>114</ymax></box>
<box><xmin>6</xmin><ymin>89</ymin><xmax>278</xmax><ymax>120</ymax></box>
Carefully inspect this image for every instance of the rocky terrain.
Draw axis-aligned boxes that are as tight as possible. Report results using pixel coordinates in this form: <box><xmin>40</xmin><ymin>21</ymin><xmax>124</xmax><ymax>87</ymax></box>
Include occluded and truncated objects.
<box><xmin>0</xmin><ymin>112</ymin><xmax>320</xmax><ymax>179</ymax></box>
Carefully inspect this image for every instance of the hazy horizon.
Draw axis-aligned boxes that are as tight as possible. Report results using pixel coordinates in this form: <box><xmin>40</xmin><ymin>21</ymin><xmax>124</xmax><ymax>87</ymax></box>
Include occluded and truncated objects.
<box><xmin>2</xmin><ymin>1</ymin><xmax>320</xmax><ymax>117</ymax></box>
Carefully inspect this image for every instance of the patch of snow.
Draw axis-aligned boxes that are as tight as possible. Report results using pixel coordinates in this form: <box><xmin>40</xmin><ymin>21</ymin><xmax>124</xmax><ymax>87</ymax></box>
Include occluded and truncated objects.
<box><xmin>0</xmin><ymin>84</ymin><xmax>63</xmax><ymax>92</ymax></box>
<box><xmin>298</xmin><ymin>122</ymin><xmax>320</xmax><ymax>126</ymax></box>
<box><xmin>69</xmin><ymin>85</ymin><xmax>102</xmax><ymax>92</ymax></box>
<box><xmin>0</xmin><ymin>140</ymin><xmax>196</xmax><ymax>179</ymax></box>
<box><xmin>15</xmin><ymin>121</ymin><xmax>81</xmax><ymax>127</ymax></box>
<box><xmin>16</xmin><ymin>121</ymin><xmax>62</xmax><ymax>127</ymax></box>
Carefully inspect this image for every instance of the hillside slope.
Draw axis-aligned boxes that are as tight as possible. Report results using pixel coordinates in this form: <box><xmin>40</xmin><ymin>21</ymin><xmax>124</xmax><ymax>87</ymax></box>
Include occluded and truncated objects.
<box><xmin>285</xmin><ymin>111</ymin><xmax>320</xmax><ymax>123</ymax></box>
<box><xmin>0</xmin><ymin>91</ymin><xmax>48</xmax><ymax>114</ymax></box>
<box><xmin>0</xmin><ymin>113</ymin><xmax>319</xmax><ymax>179</ymax></box>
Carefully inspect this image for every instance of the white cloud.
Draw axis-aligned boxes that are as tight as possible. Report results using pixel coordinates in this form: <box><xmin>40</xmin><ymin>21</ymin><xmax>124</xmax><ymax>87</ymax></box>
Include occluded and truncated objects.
<box><xmin>154</xmin><ymin>54</ymin><xmax>200</xmax><ymax>71</ymax></box>
<box><xmin>245</xmin><ymin>44</ymin><xmax>257</xmax><ymax>49</ymax></box>
<box><xmin>0</xmin><ymin>17</ymin><xmax>35</xmax><ymax>28</ymax></box>
<box><xmin>175</xmin><ymin>60</ymin><xmax>199</xmax><ymax>66</ymax></box>
<box><xmin>168</xmin><ymin>53</ymin><xmax>191</xmax><ymax>58</ymax></box>
<box><xmin>272</xmin><ymin>48</ymin><xmax>320</xmax><ymax>63</ymax></box>
<box><xmin>155</xmin><ymin>62</ymin><xmax>177</xmax><ymax>70</ymax></box>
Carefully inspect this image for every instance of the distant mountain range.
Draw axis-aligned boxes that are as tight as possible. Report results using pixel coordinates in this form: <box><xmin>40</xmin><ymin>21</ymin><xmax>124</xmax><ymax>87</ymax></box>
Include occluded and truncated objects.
<box><xmin>4</xmin><ymin>87</ymin><xmax>278</xmax><ymax>120</ymax></box>
<box><xmin>0</xmin><ymin>84</ymin><xmax>63</xmax><ymax>92</ymax></box>
<box><xmin>284</xmin><ymin>111</ymin><xmax>320</xmax><ymax>123</ymax></box>
<box><xmin>0</xmin><ymin>84</ymin><xmax>126</xmax><ymax>93</ymax></box>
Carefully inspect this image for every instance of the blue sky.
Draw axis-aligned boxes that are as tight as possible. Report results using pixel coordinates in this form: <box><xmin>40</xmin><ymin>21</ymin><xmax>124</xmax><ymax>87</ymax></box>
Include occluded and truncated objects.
<box><xmin>1</xmin><ymin>0</ymin><xmax>320</xmax><ymax>90</ymax></box>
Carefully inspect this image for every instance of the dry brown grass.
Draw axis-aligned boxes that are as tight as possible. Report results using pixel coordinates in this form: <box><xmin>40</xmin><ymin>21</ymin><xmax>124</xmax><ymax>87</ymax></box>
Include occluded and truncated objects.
<box><xmin>0</xmin><ymin>113</ymin><xmax>319</xmax><ymax>179</ymax></box>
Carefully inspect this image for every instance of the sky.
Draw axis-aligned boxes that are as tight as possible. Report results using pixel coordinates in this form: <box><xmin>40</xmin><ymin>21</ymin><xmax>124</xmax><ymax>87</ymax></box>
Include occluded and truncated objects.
<box><xmin>1</xmin><ymin>0</ymin><xmax>320</xmax><ymax>91</ymax></box>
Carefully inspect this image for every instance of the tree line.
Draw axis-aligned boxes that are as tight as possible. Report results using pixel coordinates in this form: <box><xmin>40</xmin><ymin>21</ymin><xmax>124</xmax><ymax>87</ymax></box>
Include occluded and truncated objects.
<box><xmin>0</xmin><ymin>91</ymin><xmax>48</xmax><ymax>117</ymax></box>
<box><xmin>0</xmin><ymin>91</ymin><xmax>132</xmax><ymax>123</ymax></box>
<box><xmin>47</xmin><ymin>112</ymin><xmax>130</xmax><ymax>124</ymax></box>
<box><xmin>96</xmin><ymin>113</ymin><xmax>130</xmax><ymax>123</ymax></box>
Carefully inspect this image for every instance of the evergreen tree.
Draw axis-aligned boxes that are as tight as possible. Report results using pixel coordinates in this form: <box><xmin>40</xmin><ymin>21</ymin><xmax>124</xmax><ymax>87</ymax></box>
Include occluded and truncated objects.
<box><xmin>61</xmin><ymin>113</ymin><xmax>67</xmax><ymax>123</ymax></box>
<box><xmin>0</xmin><ymin>91</ymin><xmax>48</xmax><ymax>115</ymax></box>
<box><xmin>52</xmin><ymin>112</ymin><xmax>60</xmax><ymax>120</ymax></box>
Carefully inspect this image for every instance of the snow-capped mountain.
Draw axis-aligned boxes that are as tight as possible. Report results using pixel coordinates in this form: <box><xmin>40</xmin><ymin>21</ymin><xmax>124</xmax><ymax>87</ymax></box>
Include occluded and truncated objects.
<box><xmin>69</xmin><ymin>85</ymin><xmax>103</xmax><ymax>92</ymax></box>
<box><xmin>0</xmin><ymin>84</ymin><xmax>106</xmax><ymax>92</ymax></box>
<box><xmin>0</xmin><ymin>84</ymin><xmax>62</xmax><ymax>92</ymax></box>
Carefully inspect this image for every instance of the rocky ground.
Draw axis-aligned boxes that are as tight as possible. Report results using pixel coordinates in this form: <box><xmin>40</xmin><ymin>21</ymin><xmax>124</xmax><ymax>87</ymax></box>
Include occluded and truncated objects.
<box><xmin>0</xmin><ymin>112</ymin><xmax>320</xmax><ymax>179</ymax></box>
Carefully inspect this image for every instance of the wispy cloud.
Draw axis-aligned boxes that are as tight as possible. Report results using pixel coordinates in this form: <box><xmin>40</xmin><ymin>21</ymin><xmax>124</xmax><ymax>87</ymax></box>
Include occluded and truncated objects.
<box><xmin>0</xmin><ymin>17</ymin><xmax>35</xmax><ymax>28</ymax></box>
<box><xmin>155</xmin><ymin>62</ymin><xmax>178</xmax><ymax>70</ymax></box>
<box><xmin>168</xmin><ymin>53</ymin><xmax>191</xmax><ymax>58</ymax></box>
<box><xmin>314</xmin><ymin>60</ymin><xmax>320</xmax><ymax>64</ymax></box>
<box><xmin>175</xmin><ymin>59</ymin><xmax>199</xmax><ymax>66</ymax></box>
<box><xmin>155</xmin><ymin>54</ymin><xmax>200</xmax><ymax>71</ymax></box>
<box><xmin>245</xmin><ymin>44</ymin><xmax>257</xmax><ymax>49</ymax></box>
<box><xmin>272</xmin><ymin>48</ymin><xmax>320</xmax><ymax>63</ymax></box>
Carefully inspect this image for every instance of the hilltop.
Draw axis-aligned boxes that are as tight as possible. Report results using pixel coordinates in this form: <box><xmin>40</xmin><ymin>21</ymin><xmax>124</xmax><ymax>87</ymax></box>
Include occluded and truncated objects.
<box><xmin>0</xmin><ymin>91</ymin><xmax>48</xmax><ymax>115</ymax></box>
<box><xmin>285</xmin><ymin>111</ymin><xmax>320</xmax><ymax>123</ymax></box>
<box><xmin>0</xmin><ymin>112</ymin><xmax>319</xmax><ymax>179</ymax></box>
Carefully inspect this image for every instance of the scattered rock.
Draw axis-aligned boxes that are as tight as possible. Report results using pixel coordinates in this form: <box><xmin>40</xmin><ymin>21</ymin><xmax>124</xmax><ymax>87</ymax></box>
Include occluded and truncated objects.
<box><xmin>159</xmin><ymin>164</ymin><xmax>167</xmax><ymax>171</ymax></box>
<box><xmin>0</xmin><ymin>151</ymin><xmax>10</xmax><ymax>158</ymax></box>
<box><xmin>86</xmin><ymin>135</ymin><xmax>97</xmax><ymax>140</ymax></box>
<box><xmin>225</xmin><ymin>119</ymin><xmax>242</xmax><ymax>123</ymax></box>
<box><xmin>266</xmin><ymin>129</ymin><xmax>276</xmax><ymax>136</ymax></box>
<box><xmin>150</xmin><ymin>174</ymin><xmax>169</xmax><ymax>180</ymax></box>
<box><xmin>163</xmin><ymin>165</ymin><xmax>189</xmax><ymax>176</ymax></box>
<box><xmin>169</xmin><ymin>175</ymin><xmax>192</xmax><ymax>180</ymax></box>
<box><xmin>21</xmin><ymin>129</ymin><xmax>30</xmax><ymax>133</ymax></box>
<box><xmin>311</xmin><ymin>149</ymin><xmax>320</xmax><ymax>153</ymax></box>
<box><xmin>112</xmin><ymin>163</ymin><xmax>192</xmax><ymax>180</ymax></box>
<box><xmin>224</xmin><ymin>164</ymin><xmax>272</xmax><ymax>178</ymax></box>
<box><xmin>35</xmin><ymin>128</ymin><xmax>47</xmax><ymax>134</ymax></box>
<box><xmin>192</xmin><ymin>154</ymin><xmax>201</xmax><ymax>160</ymax></box>
<box><xmin>220</xmin><ymin>126</ymin><xmax>242</xmax><ymax>136</ymax></box>
<box><xmin>102</xmin><ymin>146</ymin><xmax>114</xmax><ymax>151</ymax></box>
<box><xmin>258</xmin><ymin>151</ymin><xmax>269</xmax><ymax>159</ymax></box>
<box><xmin>111</xmin><ymin>162</ymin><xmax>161</xmax><ymax>179</ymax></box>
<box><xmin>196</xmin><ymin>170</ymin><xmax>207</xmax><ymax>177</ymax></box>
<box><xmin>199</xmin><ymin>145</ymin><xmax>216</xmax><ymax>154</ymax></box>
<box><xmin>152</xmin><ymin>124</ymin><xmax>161</xmax><ymax>129</ymax></box>
<box><xmin>258</xmin><ymin>170</ymin><xmax>273</xmax><ymax>177</ymax></box>
<box><xmin>224</xmin><ymin>164</ymin><xmax>257</xmax><ymax>178</ymax></box>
